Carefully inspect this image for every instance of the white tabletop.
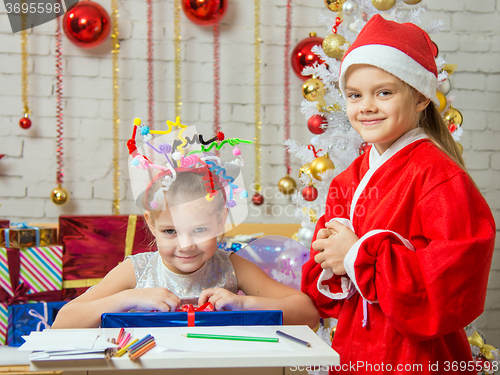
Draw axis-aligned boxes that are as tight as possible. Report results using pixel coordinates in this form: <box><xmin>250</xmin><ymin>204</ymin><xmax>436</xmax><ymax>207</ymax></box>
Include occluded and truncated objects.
<box><xmin>29</xmin><ymin>325</ymin><xmax>339</xmax><ymax>372</ymax></box>
<box><xmin>0</xmin><ymin>345</ymin><xmax>30</xmax><ymax>366</ymax></box>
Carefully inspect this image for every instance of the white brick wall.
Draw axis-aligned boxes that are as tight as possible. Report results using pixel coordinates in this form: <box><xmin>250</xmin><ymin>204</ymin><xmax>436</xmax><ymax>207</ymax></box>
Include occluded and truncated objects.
<box><xmin>0</xmin><ymin>0</ymin><xmax>499</xmax><ymax>345</ymax></box>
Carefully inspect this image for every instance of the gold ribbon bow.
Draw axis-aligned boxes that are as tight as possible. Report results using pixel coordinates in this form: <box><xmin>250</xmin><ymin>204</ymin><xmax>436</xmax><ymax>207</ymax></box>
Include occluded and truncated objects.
<box><xmin>468</xmin><ymin>331</ymin><xmax>497</xmax><ymax>361</ymax></box>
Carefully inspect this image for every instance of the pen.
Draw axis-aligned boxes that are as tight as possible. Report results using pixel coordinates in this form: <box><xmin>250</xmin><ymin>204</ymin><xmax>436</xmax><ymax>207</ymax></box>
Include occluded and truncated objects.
<box><xmin>182</xmin><ymin>333</ymin><xmax>279</xmax><ymax>343</ymax></box>
<box><xmin>276</xmin><ymin>330</ymin><xmax>311</xmax><ymax>347</ymax></box>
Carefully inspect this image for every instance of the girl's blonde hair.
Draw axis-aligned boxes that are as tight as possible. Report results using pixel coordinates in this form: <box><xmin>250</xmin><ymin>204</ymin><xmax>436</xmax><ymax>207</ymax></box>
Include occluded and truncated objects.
<box><xmin>418</xmin><ymin>103</ymin><xmax>466</xmax><ymax>170</ymax></box>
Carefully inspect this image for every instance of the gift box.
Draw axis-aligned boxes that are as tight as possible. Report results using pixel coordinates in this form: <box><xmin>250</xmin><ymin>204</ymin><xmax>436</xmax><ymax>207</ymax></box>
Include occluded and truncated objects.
<box><xmin>0</xmin><ymin>246</ymin><xmax>63</xmax><ymax>345</ymax></box>
<box><xmin>7</xmin><ymin>301</ymin><xmax>67</xmax><ymax>347</ymax></box>
<box><xmin>0</xmin><ymin>222</ymin><xmax>58</xmax><ymax>249</ymax></box>
<box><xmin>0</xmin><ymin>220</ymin><xmax>9</xmax><ymax>229</ymax></box>
<box><xmin>218</xmin><ymin>234</ymin><xmax>261</xmax><ymax>252</ymax></box>
<box><xmin>101</xmin><ymin>310</ymin><xmax>283</xmax><ymax>328</ymax></box>
<box><xmin>60</xmin><ymin>215</ymin><xmax>153</xmax><ymax>299</ymax></box>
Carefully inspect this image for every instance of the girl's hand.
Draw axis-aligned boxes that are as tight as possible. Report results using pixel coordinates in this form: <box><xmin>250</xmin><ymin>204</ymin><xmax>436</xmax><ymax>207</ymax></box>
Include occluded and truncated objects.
<box><xmin>312</xmin><ymin>220</ymin><xmax>359</xmax><ymax>275</ymax></box>
<box><xmin>198</xmin><ymin>288</ymin><xmax>245</xmax><ymax>311</ymax></box>
<box><xmin>127</xmin><ymin>287</ymin><xmax>181</xmax><ymax>312</ymax></box>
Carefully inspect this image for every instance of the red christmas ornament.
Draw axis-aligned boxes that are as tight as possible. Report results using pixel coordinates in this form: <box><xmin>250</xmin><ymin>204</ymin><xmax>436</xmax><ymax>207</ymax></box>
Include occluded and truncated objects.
<box><xmin>252</xmin><ymin>193</ymin><xmax>264</xmax><ymax>206</ymax></box>
<box><xmin>182</xmin><ymin>0</ymin><xmax>228</xmax><ymax>26</ymax></box>
<box><xmin>359</xmin><ymin>142</ymin><xmax>370</xmax><ymax>155</ymax></box>
<box><xmin>307</xmin><ymin>115</ymin><xmax>327</xmax><ymax>134</ymax></box>
<box><xmin>302</xmin><ymin>185</ymin><xmax>318</xmax><ymax>201</ymax></box>
<box><xmin>291</xmin><ymin>33</ymin><xmax>325</xmax><ymax>81</ymax></box>
<box><xmin>19</xmin><ymin>116</ymin><xmax>32</xmax><ymax>129</ymax></box>
<box><xmin>448</xmin><ymin>122</ymin><xmax>457</xmax><ymax>133</ymax></box>
<box><xmin>63</xmin><ymin>1</ymin><xmax>111</xmax><ymax>48</ymax></box>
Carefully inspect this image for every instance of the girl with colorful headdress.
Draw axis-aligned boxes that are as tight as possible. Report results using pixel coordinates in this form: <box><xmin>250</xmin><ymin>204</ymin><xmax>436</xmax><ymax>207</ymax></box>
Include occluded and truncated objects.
<box><xmin>53</xmin><ymin>117</ymin><xmax>319</xmax><ymax>329</ymax></box>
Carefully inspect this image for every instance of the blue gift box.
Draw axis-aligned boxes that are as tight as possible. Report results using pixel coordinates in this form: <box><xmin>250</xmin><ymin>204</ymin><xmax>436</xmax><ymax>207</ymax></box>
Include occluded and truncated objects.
<box><xmin>101</xmin><ymin>310</ymin><xmax>283</xmax><ymax>328</ymax></box>
<box><xmin>7</xmin><ymin>301</ymin><xmax>67</xmax><ymax>347</ymax></box>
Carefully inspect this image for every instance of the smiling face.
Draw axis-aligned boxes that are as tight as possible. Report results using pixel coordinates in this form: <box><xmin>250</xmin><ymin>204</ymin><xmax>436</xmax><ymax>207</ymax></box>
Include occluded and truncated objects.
<box><xmin>345</xmin><ymin>64</ymin><xmax>430</xmax><ymax>154</ymax></box>
<box><xmin>145</xmin><ymin>199</ymin><xmax>227</xmax><ymax>275</ymax></box>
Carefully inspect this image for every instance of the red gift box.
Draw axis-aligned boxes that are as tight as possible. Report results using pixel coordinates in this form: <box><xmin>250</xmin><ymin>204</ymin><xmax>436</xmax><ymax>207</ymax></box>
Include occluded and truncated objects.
<box><xmin>60</xmin><ymin>215</ymin><xmax>153</xmax><ymax>299</ymax></box>
<box><xmin>0</xmin><ymin>221</ymin><xmax>9</xmax><ymax>229</ymax></box>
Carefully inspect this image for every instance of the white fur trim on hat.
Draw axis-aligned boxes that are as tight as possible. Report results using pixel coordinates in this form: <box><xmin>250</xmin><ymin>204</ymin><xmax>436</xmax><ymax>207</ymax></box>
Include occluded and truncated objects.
<box><xmin>339</xmin><ymin>44</ymin><xmax>438</xmax><ymax>105</ymax></box>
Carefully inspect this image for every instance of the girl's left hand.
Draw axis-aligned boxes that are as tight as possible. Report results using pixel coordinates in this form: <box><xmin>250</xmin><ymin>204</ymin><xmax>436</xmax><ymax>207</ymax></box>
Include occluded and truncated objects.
<box><xmin>198</xmin><ymin>288</ymin><xmax>245</xmax><ymax>311</ymax></box>
<box><xmin>312</xmin><ymin>220</ymin><xmax>359</xmax><ymax>275</ymax></box>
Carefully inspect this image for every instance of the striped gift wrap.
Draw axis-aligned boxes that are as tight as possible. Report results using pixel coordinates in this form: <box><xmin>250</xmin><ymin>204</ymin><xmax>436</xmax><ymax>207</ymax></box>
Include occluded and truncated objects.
<box><xmin>19</xmin><ymin>246</ymin><xmax>63</xmax><ymax>294</ymax></box>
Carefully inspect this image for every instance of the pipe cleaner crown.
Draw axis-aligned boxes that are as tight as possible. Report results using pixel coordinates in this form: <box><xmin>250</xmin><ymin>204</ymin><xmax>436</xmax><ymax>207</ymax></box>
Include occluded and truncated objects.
<box><xmin>127</xmin><ymin>117</ymin><xmax>252</xmax><ymax>219</ymax></box>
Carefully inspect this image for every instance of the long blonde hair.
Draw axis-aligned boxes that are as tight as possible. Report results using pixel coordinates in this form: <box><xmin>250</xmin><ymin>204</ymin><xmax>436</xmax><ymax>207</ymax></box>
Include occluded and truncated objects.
<box><xmin>418</xmin><ymin>103</ymin><xmax>466</xmax><ymax>170</ymax></box>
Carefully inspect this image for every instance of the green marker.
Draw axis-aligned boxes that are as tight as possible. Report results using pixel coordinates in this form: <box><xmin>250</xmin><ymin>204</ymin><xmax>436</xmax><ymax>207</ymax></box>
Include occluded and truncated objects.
<box><xmin>182</xmin><ymin>333</ymin><xmax>279</xmax><ymax>343</ymax></box>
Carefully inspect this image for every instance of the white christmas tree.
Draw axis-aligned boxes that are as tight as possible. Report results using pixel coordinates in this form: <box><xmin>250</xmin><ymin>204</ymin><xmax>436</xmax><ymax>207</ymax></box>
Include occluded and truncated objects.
<box><xmin>287</xmin><ymin>0</ymin><xmax>463</xmax><ymax>251</ymax></box>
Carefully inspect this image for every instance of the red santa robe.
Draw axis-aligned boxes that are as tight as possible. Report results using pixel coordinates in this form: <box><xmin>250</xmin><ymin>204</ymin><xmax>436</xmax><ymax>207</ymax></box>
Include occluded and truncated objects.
<box><xmin>302</xmin><ymin>128</ymin><xmax>496</xmax><ymax>374</ymax></box>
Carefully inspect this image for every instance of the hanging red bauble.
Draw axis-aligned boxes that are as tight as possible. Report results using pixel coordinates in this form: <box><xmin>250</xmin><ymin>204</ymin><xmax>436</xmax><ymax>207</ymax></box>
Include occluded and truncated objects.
<box><xmin>182</xmin><ymin>0</ymin><xmax>228</xmax><ymax>26</ymax></box>
<box><xmin>291</xmin><ymin>32</ymin><xmax>325</xmax><ymax>81</ymax></box>
<box><xmin>307</xmin><ymin>115</ymin><xmax>327</xmax><ymax>134</ymax></box>
<box><xmin>19</xmin><ymin>116</ymin><xmax>32</xmax><ymax>129</ymax></box>
<box><xmin>359</xmin><ymin>142</ymin><xmax>370</xmax><ymax>155</ymax></box>
<box><xmin>252</xmin><ymin>193</ymin><xmax>264</xmax><ymax>206</ymax></box>
<box><xmin>63</xmin><ymin>1</ymin><xmax>111</xmax><ymax>48</ymax></box>
<box><xmin>302</xmin><ymin>185</ymin><xmax>318</xmax><ymax>201</ymax></box>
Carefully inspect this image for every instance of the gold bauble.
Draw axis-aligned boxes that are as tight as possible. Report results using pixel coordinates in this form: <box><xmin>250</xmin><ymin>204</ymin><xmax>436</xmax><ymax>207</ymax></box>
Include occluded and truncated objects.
<box><xmin>444</xmin><ymin>107</ymin><xmax>463</xmax><ymax>126</ymax></box>
<box><xmin>322</xmin><ymin>33</ymin><xmax>347</xmax><ymax>60</ymax></box>
<box><xmin>456</xmin><ymin>142</ymin><xmax>463</xmax><ymax>154</ymax></box>
<box><xmin>403</xmin><ymin>0</ymin><xmax>422</xmax><ymax>4</ymax></box>
<box><xmin>324</xmin><ymin>0</ymin><xmax>345</xmax><ymax>12</ymax></box>
<box><xmin>277</xmin><ymin>175</ymin><xmax>297</xmax><ymax>195</ymax></box>
<box><xmin>299</xmin><ymin>163</ymin><xmax>312</xmax><ymax>179</ymax></box>
<box><xmin>310</xmin><ymin>155</ymin><xmax>335</xmax><ymax>180</ymax></box>
<box><xmin>436</xmin><ymin>91</ymin><xmax>447</xmax><ymax>112</ymax></box>
<box><xmin>302</xmin><ymin>78</ymin><xmax>326</xmax><ymax>102</ymax></box>
<box><xmin>371</xmin><ymin>0</ymin><xmax>396</xmax><ymax>11</ymax></box>
<box><xmin>330</xmin><ymin>325</ymin><xmax>337</xmax><ymax>341</ymax></box>
<box><xmin>51</xmin><ymin>185</ymin><xmax>70</xmax><ymax>206</ymax></box>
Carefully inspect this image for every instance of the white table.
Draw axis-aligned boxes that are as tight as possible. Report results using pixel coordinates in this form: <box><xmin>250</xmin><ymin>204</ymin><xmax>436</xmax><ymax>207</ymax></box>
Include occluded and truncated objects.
<box><xmin>27</xmin><ymin>325</ymin><xmax>338</xmax><ymax>375</ymax></box>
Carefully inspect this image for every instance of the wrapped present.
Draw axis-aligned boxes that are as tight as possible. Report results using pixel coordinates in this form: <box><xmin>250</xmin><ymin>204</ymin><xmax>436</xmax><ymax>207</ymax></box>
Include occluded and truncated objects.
<box><xmin>60</xmin><ymin>215</ymin><xmax>153</xmax><ymax>299</ymax></box>
<box><xmin>101</xmin><ymin>309</ymin><xmax>283</xmax><ymax>328</ymax></box>
<box><xmin>0</xmin><ymin>220</ymin><xmax>9</xmax><ymax>229</ymax></box>
<box><xmin>0</xmin><ymin>246</ymin><xmax>63</xmax><ymax>345</ymax></box>
<box><xmin>0</xmin><ymin>303</ymin><xmax>7</xmax><ymax>345</ymax></box>
<box><xmin>7</xmin><ymin>301</ymin><xmax>67</xmax><ymax>347</ymax></box>
<box><xmin>0</xmin><ymin>222</ymin><xmax>57</xmax><ymax>249</ymax></box>
<box><xmin>218</xmin><ymin>233</ymin><xmax>262</xmax><ymax>252</ymax></box>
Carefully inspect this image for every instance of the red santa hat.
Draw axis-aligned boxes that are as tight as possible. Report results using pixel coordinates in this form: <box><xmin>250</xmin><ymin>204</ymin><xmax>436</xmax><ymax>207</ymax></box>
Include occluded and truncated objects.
<box><xmin>339</xmin><ymin>14</ymin><xmax>439</xmax><ymax>104</ymax></box>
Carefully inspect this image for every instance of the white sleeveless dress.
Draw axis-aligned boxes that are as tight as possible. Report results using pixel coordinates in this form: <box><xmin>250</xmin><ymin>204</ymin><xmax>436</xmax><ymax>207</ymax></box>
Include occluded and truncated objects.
<box><xmin>127</xmin><ymin>249</ymin><xmax>238</xmax><ymax>306</ymax></box>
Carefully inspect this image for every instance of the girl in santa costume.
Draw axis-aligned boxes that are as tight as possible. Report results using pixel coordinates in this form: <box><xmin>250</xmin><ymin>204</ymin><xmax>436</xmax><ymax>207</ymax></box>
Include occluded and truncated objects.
<box><xmin>301</xmin><ymin>14</ymin><xmax>496</xmax><ymax>374</ymax></box>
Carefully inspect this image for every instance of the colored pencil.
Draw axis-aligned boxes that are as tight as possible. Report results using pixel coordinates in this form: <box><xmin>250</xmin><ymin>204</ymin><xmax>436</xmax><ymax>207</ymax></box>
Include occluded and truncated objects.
<box><xmin>115</xmin><ymin>338</ymin><xmax>139</xmax><ymax>358</ymax></box>
<box><xmin>276</xmin><ymin>330</ymin><xmax>311</xmax><ymax>347</ymax></box>
<box><xmin>129</xmin><ymin>337</ymin><xmax>155</xmax><ymax>355</ymax></box>
<box><xmin>183</xmin><ymin>333</ymin><xmax>279</xmax><ymax>343</ymax></box>
<box><xmin>128</xmin><ymin>334</ymin><xmax>153</xmax><ymax>351</ymax></box>
<box><xmin>116</xmin><ymin>327</ymin><xmax>125</xmax><ymax>344</ymax></box>
<box><xmin>119</xmin><ymin>333</ymin><xmax>131</xmax><ymax>348</ymax></box>
<box><xmin>129</xmin><ymin>341</ymin><xmax>156</xmax><ymax>361</ymax></box>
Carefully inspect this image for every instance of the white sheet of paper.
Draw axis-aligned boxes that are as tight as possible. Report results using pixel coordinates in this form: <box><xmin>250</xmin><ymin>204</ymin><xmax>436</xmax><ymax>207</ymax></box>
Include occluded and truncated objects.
<box><xmin>132</xmin><ymin>326</ymin><xmax>293</xmax><ymax>353</ymax></box>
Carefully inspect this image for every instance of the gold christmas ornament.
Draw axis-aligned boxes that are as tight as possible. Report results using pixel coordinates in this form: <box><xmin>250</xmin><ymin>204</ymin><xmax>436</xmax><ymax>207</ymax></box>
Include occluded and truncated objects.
<box><xmin>444</xmin><ymin>107</ymin><xmax>463</xmax><ymax>127</ymax></box>
<box><xmin>302</xmin><ymin>78</ymin><xmax>326</xmax><ymax>102</ymax></box>
<box><xmin>443</xmin><ymin>64</ymin><xmax>457</xmax><ymax>75</ymax></box>
<box><xmin>330</xmin><ymin>325</ymin><xmax>337</xmax><ymax>341</ymax></box>
<box><xmin>403</xmin><ymin>0</ymin><xmax>422</xmax><ymax>4</ymax></box>
<box><xmin>322</xmin><ymin>33</ymin><xmax>348</xmax><ymax>60</ymax></box>
<box><xmin>371</xmin><ymin>0</ymin><xmax>396</xmax><ymax>11</ymax></box>
<box><xmin>324</xmin><ymin>0</ymin><xmax>345</xmax><ymax>12</ymax></box>
<box><xmin>299</xmin><ymin>162</ymin><xmax>312</xmax><ymax>179</ymax></box>
<box><xmin>278</xmin><ymin>175</ymin><xmax>297</xmax><ymax>195</ymax></box>
<box><xmin>51</xmin><ymin>185</ymin><xmax>70</xmax><ymax>206</ymax></box>
<box><xmin>436</xmin><ymin>91</ymin><xmax>447</xmax><ymax>112</ymax></box>
<box><xmin>456</xmin><ymin>142</ymin><xmax>463</xmax><ymax>154</ymax></box>
<box><xmin>310</xmin><ymin>155</ymin><xmax>335</xmax><ymax>180</ymax></box>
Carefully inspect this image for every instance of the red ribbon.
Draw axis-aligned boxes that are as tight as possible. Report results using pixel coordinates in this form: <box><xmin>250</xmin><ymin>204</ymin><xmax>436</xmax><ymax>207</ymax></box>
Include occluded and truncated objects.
<box><xmin>180</xmin><ymin>302</ymin><xmax>214</xmax><ymax>327</ymax></box>
<box><xmin>332</xmin><ymin>17</ymin><xmax>343</xmax><ymax>34</ymax></box>
<box><xmin>308</xmin><ymin>145</ymin><xmax>322</xmax><ymax>158</ymax></box>
<box><xmin>6</xmin><ymin>282</ymin><xmax>30</xmax><ymax>306</ymax></box>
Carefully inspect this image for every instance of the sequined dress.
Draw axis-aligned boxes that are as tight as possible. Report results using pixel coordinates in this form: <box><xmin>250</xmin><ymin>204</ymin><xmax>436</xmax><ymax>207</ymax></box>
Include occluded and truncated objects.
<box><xmin>128</xmin><ymin>249</ymin><xmax>238</xmax><ymax>306</ymax></box>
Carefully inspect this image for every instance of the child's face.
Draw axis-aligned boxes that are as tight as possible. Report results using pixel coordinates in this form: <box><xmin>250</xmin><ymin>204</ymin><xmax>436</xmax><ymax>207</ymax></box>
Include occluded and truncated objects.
<box><xmin>145</xmin><ymin>200</ymin><xmax>226</xmax><ymax>275</ymax></box>
<box><xmin>345</xmin><ymin>64</ymin><xmax>429</xmax><ymax>154</ymax></box>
